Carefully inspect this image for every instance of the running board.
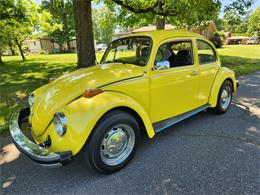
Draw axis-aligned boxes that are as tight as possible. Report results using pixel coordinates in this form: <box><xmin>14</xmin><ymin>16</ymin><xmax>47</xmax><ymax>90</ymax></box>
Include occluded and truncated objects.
<box><xmin>153</xmin><ymin>104</ymin><xmax>210</xmax><ymax>133</ymax></box>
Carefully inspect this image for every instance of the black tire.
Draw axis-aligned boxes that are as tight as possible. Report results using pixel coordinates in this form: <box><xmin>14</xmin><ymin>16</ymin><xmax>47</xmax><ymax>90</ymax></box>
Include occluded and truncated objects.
<box><xmin>83</xmin><ymin>110</ymin><xmax>140</xmax><ymax>174</ymax></box>
<box><xmin>212</xmin><ymin>80</ymin><xmax>233</xmax><ymax>114</ymax></box>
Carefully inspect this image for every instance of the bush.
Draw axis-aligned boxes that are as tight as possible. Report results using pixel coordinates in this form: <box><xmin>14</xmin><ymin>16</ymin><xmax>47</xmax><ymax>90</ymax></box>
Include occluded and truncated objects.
<box><xmin>210</xmin><ymin>32</ymin><xmax>223</xmax><ymax>48</ymax></box>
<box><xmin>40</xmin><ymin>50</ymin><xmax>49</xmax><ymax>54</ymax></box>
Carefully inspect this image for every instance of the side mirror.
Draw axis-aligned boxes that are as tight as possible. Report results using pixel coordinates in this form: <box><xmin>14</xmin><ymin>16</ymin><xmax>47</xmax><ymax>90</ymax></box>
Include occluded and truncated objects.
<box><xmin>154</xmin><ymin>60</ymin><xmax>170</xmax><ymax>70</ymax></box>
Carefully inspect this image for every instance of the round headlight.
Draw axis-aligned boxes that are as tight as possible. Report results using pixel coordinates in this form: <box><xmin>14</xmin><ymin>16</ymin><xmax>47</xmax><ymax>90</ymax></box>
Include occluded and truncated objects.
<box><xmin>28</xmin><ymin>93</ymin><xmax>35</xmax><ymax>107</ymax></box>
<box><xmin>53</xmin><ymin>112</ymin><xmax>67</xmax><ymax>136</ymax></box>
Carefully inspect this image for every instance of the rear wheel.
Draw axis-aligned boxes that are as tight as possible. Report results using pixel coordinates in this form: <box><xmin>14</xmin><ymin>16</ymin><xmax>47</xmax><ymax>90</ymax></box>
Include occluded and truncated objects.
<box><xmin>212</xmin><ymin>80</ymin><xmax>233</xmax><ymax>114</ymax></box>
<box><xmin>83</xmin><ymin>110</ymin><xmax>140</xmax><ymax>174</ymax></box>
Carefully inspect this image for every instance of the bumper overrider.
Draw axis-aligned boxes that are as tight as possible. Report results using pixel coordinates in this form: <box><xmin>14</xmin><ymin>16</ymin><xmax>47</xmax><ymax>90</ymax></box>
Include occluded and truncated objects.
<box><xmin>9</xmin><ymin>107</ymin><xmax>72</xmax><ymax>167</ymax></box>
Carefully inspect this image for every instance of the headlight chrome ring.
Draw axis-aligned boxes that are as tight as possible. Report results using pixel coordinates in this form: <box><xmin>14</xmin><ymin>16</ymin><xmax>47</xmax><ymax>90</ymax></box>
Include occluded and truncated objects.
<box><xmin>53</xmin><ymin>112</ymin><xmax>67</xmax><ymax>136</ymax></box>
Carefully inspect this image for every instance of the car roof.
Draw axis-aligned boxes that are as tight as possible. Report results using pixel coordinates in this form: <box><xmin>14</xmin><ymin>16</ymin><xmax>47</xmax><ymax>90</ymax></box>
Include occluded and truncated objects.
<box><xmin>124</xmin><ymin>30</ymin><xmax>204</xmax><ymax>43</ymax></box>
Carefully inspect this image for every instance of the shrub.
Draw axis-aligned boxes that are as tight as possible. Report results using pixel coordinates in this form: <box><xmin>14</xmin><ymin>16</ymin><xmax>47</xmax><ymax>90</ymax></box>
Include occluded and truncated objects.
<box><xmin>40</xmin><ymin>50</ymin><xmax>49</xmax><ymax>54</ymax></box>
<box><xmin>210</xmin><ymin>32</ymin><xmax>223</xmax><ymax>48</ymax></box>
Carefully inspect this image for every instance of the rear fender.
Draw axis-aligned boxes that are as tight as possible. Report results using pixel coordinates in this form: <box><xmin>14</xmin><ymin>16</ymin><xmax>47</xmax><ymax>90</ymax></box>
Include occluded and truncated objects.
<box><xmin>208</xmin><ymin>67</ymin><xmax>237</xmax><ymax>107</ymax></box>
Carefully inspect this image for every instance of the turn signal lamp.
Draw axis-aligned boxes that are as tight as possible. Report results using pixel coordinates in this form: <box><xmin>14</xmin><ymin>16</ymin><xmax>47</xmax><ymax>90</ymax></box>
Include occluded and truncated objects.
<box><xmin>83</xmin><ymin>89</ymin><xmax>103</xmax><ymax>98</ymax></box>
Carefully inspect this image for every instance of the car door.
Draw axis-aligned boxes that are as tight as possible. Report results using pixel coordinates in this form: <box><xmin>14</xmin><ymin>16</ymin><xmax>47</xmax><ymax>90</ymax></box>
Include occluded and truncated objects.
<box><xmin>150</xmin><ymin>38</ymin><xmax>200</xmax><ymax>123</ymax></box>
<box><xmin>195</xmin><ymin>39</ymin><xmax>220</xmax><ymax>106</ymax></box>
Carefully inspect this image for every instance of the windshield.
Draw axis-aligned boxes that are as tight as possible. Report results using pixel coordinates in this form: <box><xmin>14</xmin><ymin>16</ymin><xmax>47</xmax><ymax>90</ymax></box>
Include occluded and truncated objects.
<box><xmin>101</xmin><ymin>36</ymin><xmax>152</xmax><ymax>66</ymax></box>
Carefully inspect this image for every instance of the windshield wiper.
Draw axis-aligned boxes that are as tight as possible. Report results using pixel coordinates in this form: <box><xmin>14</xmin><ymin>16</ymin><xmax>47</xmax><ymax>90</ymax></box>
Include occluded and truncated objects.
<box><xmin>105</xmin><ymin>60</ymin><xmax>127</xmax><ymax>64</ymax></box>
<box><xmin>105</xmin><ymin>60</ymin><xmax>143</xmax><ymax>66</ymax></box>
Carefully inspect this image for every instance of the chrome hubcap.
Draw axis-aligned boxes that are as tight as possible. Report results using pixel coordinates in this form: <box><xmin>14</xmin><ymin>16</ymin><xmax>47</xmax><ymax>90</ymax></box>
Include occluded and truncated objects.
<box><xmin>100</xmin><ymin>124</ymin><xmax>135</xmax><ymax>166</ymax></box>
<box><xmin>221</xmin><ymin>85</ymin><xmax>232</xmax><ymax>110</ymax></box>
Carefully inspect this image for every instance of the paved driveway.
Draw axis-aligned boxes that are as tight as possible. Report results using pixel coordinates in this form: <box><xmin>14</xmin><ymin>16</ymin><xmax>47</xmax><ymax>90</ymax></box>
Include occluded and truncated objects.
<box><xmin>1</xmin><ymin>72</ymin><xmax>259</xmax><ymax>194</ymax></box>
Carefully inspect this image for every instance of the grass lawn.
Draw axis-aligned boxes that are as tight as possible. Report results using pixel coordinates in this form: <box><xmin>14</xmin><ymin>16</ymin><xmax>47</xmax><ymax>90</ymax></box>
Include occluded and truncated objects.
<box><xmin>218</xmin><ymin>45</ymin><xmax>260</xmax><ymax>75</ymax></box>
<box><xmin>1</xmin><ymin>45</ymin><xmax>260</xmax><ymax>134</ymax></box>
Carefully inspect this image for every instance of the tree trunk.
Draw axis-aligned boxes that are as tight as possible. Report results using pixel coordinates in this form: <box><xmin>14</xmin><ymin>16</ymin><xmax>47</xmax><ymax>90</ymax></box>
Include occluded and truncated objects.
<box><xmin>156</xmin><ymin>16</ymin><xmax>165</xmax><ymax>30</ymax></box>
<box><xmin>9</xmin><ymin>43</ymin><xmax>15</xmax><ymax>55</ymax></box>
<box><xmin>67</xmin><ymin>41</ymin><xmax>71</xmax><ymax>53</ymax></box>
<box><xmin>73</xmin><ymin>0</ymin><xmax>96</xmax><ymax>68</ymax></box>
<box><xmin>0</xmin><ymin>50</ymin><xmax>3</xmax><ymax>65</ymax></box>
<box><xmin>16</xmin><ymin>40</ymin><xmax>25</xmax><ymax>60</ymax></box>
<box><xmin>59</xmin><ymin>43</ymin><xmax>63</xmax><ymax>53</ymax></box>
<box><xmin>10</xmin><ymin>48</ymin><xmax>15</xmax><ymax>55</ymax></box>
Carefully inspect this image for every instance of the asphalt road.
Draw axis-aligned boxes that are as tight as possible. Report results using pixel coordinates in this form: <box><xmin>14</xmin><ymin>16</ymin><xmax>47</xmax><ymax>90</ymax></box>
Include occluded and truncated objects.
<box><xmin>1</xmin><ymin>72</ymin><xmax>259</xmax><ymax>195</ymax></box>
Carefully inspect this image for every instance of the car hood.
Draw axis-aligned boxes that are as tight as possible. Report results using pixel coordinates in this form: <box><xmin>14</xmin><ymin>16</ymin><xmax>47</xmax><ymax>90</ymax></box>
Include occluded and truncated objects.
<box><xmin>30</xmin><ymin>63</ymin><xmax>144</xmax><ymax>136</ymax></box>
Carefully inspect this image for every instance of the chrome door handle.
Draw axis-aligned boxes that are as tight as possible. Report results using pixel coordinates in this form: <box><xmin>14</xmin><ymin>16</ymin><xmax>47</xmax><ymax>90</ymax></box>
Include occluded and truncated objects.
<box><xmin>190</xmin><ymin>71</ymin><xmax>200</xmax><ymax>76</ymax></box>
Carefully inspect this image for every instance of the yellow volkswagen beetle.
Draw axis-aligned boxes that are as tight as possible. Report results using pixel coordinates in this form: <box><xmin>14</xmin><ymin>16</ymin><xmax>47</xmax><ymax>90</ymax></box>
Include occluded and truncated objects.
<box><xmin>10</xmin><ymin>30</ymin><xmax>238</xmax><ymax>174</ymax></box>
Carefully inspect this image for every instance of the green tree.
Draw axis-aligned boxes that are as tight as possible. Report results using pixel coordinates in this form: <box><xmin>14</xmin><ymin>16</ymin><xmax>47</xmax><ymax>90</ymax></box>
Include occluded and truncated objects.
<box><xmin>0</xmin><ymin>0</ymin><xmax>39</xmax><ymax>60</ymax></box>
<box><xmin>106</xmin><ymin>0</ymin><xmax>221</xmax><ymax>30</ymax></box>
<box><xmin>210</xmin><ymin>32</ymin><xmax>224</xmax><ymax>48</ymax></box>
<box><xmin>0</xmin><ymin>22</ymin><xmax>12</xmax><ymax>65</ymax></box>
<box><xmin>222</xmin><ymin>12</ymin><xmax>242</xmax><ymax>32</ymax></box>
<box><xmin>92</xmin><ymin>6</ymin><xmax>115</xmax><ymax>45</ymax></box>
<box><xmin>247</xmin><ymin>8</ymin><xmax>260</xmax><ymax>36</ymax></box>
<box><xmin>36</xmin><ymin>10</ymin><xmax>62</xmax><ymax>38</ymax></box>
<box><xmin>222</xmin><ymin>0</ymin><xmax>254</xmax><ymax>34</ymax></box>
<box><xmin>100</xmin><ymin>2</ymin><xmax>154</xmax><ymax>31</ymax></box>
<box><xmin>42</xmin><ymin>0</ymin><xmax>75</xmax><ymax>52</ymax></box>
<box><xmin>224</xmin><ymin>0</ymin><xmax>254</xmax><ymax>16</ymax></box>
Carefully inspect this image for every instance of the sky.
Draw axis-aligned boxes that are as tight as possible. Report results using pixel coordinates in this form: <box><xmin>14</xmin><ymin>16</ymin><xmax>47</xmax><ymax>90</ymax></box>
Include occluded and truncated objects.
<box><xmin>220</xmin><ymin>0</ymin><xmax>260</xmax><ymax>17</ymax></box>
<box><xmin>34</xmin><ymin>0</ymin><xmax>260</xmax><ymax>17</ymax></box>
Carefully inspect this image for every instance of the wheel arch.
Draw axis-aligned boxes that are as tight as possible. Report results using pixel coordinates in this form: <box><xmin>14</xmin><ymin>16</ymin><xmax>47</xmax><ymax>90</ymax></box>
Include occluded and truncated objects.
<box><xmin>102</xmin><ymin>106</ymin><xmax>148</xmax><ymax>137</ymax></box>
<box><xmin>208</xmin><ymin>67</ymin><xmax>237</xmax><ymax>107</ymax></box>
<box><xmin>76</xmin><ymin>104</ymin><xmax>153</xmax><ymax>160</ymax></box>
<box><xmin>225</xmin><ymin>78</ymin><xmax>234</xmax><ymax>92</ymax></box>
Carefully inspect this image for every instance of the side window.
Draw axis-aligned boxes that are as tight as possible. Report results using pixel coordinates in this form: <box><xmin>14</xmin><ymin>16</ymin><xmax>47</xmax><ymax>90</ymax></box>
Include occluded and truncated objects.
<box><xmin>154</xmin><ymin>40</ymin><xmax>193</xmax><ymax>70</ymax></box>
<box><xmin>197</xmin><ymin>40</ymin><xmax>217</xmax><ymax>64</ymax></box>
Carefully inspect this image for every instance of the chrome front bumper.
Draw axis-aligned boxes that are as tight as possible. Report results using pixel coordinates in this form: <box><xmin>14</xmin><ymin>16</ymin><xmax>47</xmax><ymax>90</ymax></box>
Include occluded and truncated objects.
<box><xmin>9</xmin><ymin>108</ymin><xmax>72</xmax><ymax>167</ymax></box>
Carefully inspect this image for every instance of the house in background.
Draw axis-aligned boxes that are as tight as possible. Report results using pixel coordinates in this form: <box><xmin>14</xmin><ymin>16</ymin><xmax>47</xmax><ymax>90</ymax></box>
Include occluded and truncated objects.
<box><xmin>24</xmin><ymin>38</ymin><xmax>57</xmax><ymax>53</ymax></box>
<box><xmin>24</xmin><ymin>39</ymin><xmax>42</xmax><ymax>53</ymax></box>
<box><xmin>225</xmin><ymin>36</ymin><xmax>249</xmax><ymax>45</ymax></box>
<box><xmin>112</xmin><ymin>21</ymin><xmax>217</xmax><ymax>40</ymax></box>
<box><xmin>25</xmin><ymin>38</ymin><xmax>79</xmax><ymax>54</ymax></box>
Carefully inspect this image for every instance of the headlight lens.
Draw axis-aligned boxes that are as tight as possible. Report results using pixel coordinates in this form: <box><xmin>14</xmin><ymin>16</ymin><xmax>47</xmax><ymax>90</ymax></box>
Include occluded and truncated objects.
<box><xmin>53</xmin><ymin>112</ymin><xmax>67</xmax><ymax>136</ymax></box>
<box><xmin>28</xmin><ymin>93</ymin><xmax>35</xmax><ymax>107</ymax></box>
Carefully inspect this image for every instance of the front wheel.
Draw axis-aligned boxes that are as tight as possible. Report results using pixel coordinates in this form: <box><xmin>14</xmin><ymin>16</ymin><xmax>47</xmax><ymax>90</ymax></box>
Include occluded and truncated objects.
<box><xmin>83</xmin><ymin>110</ymin><xmax>140</xmax><ymax>174</ymax></box>
<box><xmin>212</xmin><ymin>80</ymin><xmax>233</xmax><ymax>114</ymax></box>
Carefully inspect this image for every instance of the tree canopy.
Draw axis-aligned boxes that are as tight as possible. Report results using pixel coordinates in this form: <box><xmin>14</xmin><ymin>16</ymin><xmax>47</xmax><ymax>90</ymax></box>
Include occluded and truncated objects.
<box><xmin>41</xmin><ymin>0</ymin><xmax>75</xmax><ymax>52</ymax></box>
<box><xmin>0</xmin><ymin>0</ymin><xmax>40</xmax><ymax>62</ymax></box>
<box><xmin>221</xmin><ymin>0</ymin><xmax>256</xmax><ymax>34</ymax></box>
<box><xmin>224</xmin><ymin>0</ymin><xmax>254</xmax><ymax>16</ymax></box>
<box><xmin>92</xmin><ymin>5</ymin><xmax>115</xmax><ymax>45</ymax></box>
<box><xmin>247</xmin><ymin>8</ymin><xmax>260</xmax><ymax>36</ymax></box>
<box><xmin>105</xmin><ymin>0</ymin><xmax>221</xmax><ymax>30</ymax></box>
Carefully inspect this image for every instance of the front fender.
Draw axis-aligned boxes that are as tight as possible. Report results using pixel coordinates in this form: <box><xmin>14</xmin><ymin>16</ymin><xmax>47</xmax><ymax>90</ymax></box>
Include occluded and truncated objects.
<box><xmin>37</xmin><ymin>91</ymin><xmax>155</xmax><ymax>155</ymax></box>
<box><xmin>208</xmin><ymin>67</ymin><xmax>237</xmax><ymax>108</ymax></box>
